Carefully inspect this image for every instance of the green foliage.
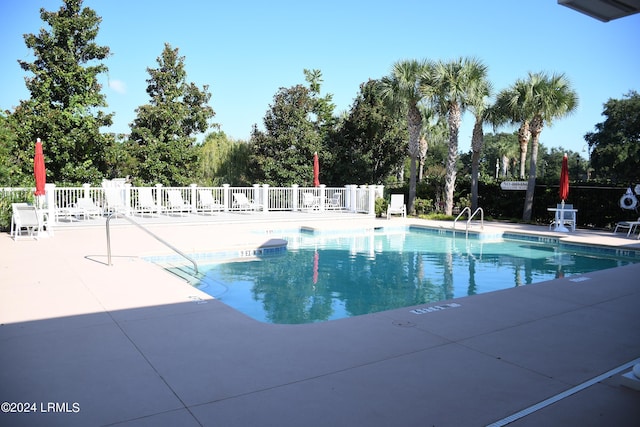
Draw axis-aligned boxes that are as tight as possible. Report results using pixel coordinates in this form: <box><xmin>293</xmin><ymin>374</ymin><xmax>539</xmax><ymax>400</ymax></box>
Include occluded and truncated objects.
<box><xmin>328</xmin><ymin>80</ymin><xmax>408</xmax><ymax>185</ymax></box>
<box><xmin>197</xmin><ymin>131</ymin><xmax>251</xmax><ymax>186</ymax></box>
<box><xmin>375</xmin><ymin>197</ymin><xmax>388</xmax><ymax>217</ymax></box>
<box><xmin>586</xmin><ymin>90</ymin><xmax>640</xmax><ymax>183</ymax></box>
<box><xmin>129</xmin><ymin>43</ymin><xmax>215</xmax><ymax>186</ymax></box>
<box><xmin>10</xmin><ymin>0</ymin><xmax>113</xmax><ymax>184</ymax></box>
<box><xmin>413</xmin><ymin>198</ymin><xmax>433</xmax><ymax>215</ymax></box>
<box><xmin>249</xmin><ymin>70</ymin><xmax>335</xmax><ymax>186</ymax></box>
<box><xmin>0</xmin><ymin>113</ymin><xmax>27</xmax><ymax>186</ymax></box>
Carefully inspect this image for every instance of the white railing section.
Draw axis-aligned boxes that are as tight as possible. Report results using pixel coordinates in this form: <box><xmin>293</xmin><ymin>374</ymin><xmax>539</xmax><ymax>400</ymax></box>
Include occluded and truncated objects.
<box><xmin>33</xmin><ymin>182</ymin><xmax>383</xmax><ymax>224</ymax></box>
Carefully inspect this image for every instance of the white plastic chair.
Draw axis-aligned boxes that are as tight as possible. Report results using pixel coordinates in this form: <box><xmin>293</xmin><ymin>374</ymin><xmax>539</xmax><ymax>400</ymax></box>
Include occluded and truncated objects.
<box><xmin>12</xmin><ymin>204</ymin><xmax>43</xmax><ymax>240</ymax></box>
<box><xmin>387</xmin><ymin>194</ymin><xmax>406</xmax><ymax>219</ymax></box>
<box><xmin>197</xmin><ymin>190</ymin><xmax>224</xmax><ymax>214</ymax></box>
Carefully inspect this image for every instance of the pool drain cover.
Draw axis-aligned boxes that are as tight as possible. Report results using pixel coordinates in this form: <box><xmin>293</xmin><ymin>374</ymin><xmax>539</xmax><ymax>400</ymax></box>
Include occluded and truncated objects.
<box><xmin>392</xmin><ymin>320</ymin><xmax>416</xmax><ymax>327</ymax></box>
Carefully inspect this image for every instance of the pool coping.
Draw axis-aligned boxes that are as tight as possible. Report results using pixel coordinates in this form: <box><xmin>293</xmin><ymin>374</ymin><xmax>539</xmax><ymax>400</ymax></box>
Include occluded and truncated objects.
<box><xmin>1</xmin><ymin>216</ymin><xmax>639</xmax><ymax>426</ymax></box>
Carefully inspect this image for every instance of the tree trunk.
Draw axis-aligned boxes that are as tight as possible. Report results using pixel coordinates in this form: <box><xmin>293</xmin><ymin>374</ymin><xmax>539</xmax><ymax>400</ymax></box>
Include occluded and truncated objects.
<box><xmin>518</xmin><ymin>121</ymin><xmax>530</xmax><ymax>179</ymax></box>
<box><xmin>444</xmin><ymin>104</ymin><xmax>461</xmax><ymax>216</ymax></box>
<box><xmin>407</xmin><ymin>105</ymin><xmax>422</xmax><ymax>215</ymax></box>
<box><xmin>470</xmin><ymin>118</ymin><xmax>483</xmax><ymax>211</ymax></box>
<box><xmin>522</xmin><ymin>117</ymin><xmax>543</xmax><ymax>221</ymax></box>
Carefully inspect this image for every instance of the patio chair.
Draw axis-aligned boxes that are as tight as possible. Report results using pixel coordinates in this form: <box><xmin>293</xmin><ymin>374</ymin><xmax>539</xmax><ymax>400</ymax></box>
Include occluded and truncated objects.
<box><xmin>613</xmin><ymin>217</ymin><xmax>640</xmax><ymax>237</ymax></box>
<box><xmin>73</xmin><ymin>197</ymin><xmax>103</xmax><ymax>219</ymax></box>
<box><xmin>326</xmin><ymin>193</ymin><xmax>342</xmax><ymax>210</ymax></box>
<box><xmin>11</xmin><ymin>204</ymin><xmax>43</xmax><ymax>240</ymax></box>
<box><xmin>549</xmin><ymin>203</ymin><xmax>576</xmax><ymax>232</ymax></box>
<box><xmin>301</xmin><ymin>192</ymin><xmax>320</xmax><ymax>211</ymax></box>
<box><xmin>166</xmin><ymin>190</ymin><xmax>191</xmax><ymax>215</ymax></box>
<box><xmin>135</xmin><ymin>188</ymin><xmax>161</xmax><ymax>216</ymax></box>
<box><xmin>197</xmin><ymin>189</ymin><xmax>224</xmax><ymax>214</ymax></box>
<box><xmin>232</xmin><ymin>193</ymin><xmax>259</xmax><ymax>211</ymax></box>
<box><xmin>387</xmin><ymin>194</ymin><xmax>406</xmax><ymax>219</ymax></box>
<box><xmin>103</xmin><ymin>188</ymin><xmax>127</xmax><ymax>214</ymax></box>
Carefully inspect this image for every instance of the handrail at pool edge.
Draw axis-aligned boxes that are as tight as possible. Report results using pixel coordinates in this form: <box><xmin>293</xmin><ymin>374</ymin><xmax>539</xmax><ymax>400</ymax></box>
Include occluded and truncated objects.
<box><xmin>105</xmin><ymin>212</ymin><xmax>198</xmax><ymax>274</ymax></box>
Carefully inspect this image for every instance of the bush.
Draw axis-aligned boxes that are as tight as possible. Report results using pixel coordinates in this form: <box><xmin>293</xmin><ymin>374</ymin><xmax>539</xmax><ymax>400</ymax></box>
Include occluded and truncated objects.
<box><xmin>375</xmin><ymin>197</ymin><xmax>388</xmax><ymax>217</ymax></box>
<box><xmin>413</xmin><ymin>198</ymin><xmax>433</xmax><ymax>215</ymax></box>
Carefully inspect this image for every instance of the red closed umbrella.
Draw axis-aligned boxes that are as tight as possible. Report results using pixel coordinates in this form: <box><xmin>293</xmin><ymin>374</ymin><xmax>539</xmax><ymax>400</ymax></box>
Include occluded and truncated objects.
<box><xmin>34</xmin><ymin>138</ymin><xmax>46</xmax><ymax>197</ymax></box>
<box><xmin>313</xmin><ymin>152</ymin><xmax>320</xmax><ymax>187</ymax></box>
<box><xmin>559</xmin><ymin>153</ymin><xmax>569</xmax><ymax>202</ymax></box>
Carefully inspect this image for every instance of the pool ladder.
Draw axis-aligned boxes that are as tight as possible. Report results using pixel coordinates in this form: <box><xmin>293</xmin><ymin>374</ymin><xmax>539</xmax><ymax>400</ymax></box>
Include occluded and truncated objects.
<box><xmin>452</xmin><ymin>207</ymin><xmax>484</xmax><ymax>237</ymax></box>
<box><xmin>105</xmin><ymin>213</ymin><xmax>198</xmax><ymax>274</ymax></box>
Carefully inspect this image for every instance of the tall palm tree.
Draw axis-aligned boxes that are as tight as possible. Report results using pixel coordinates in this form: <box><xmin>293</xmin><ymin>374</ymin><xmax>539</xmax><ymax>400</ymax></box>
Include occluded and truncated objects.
<box><xmin>468</xmin><ymin>78</ymin><xmax>492</xmax><ymax>211</ymax></box>
<box><xmin>417</xmin><ymin>104</ymin><xmax>447</xmax><ymax>182</ymax></box>
<box><xmin>522</xmin><ymin>72</ymin><xmax>578</xmax><ymax>220</ymax></box>
<box><xmin>493</xmin><ymin>79</ymin><xmax>532</xmax><ymax>179</ymax></box>
<box><xmin>430</xmin><ymin>57</ymin><xmax>489</xmax><ymax>216</ymax></box>
<box><xmin>379</xmin><ymin>59</ymin><xmax>434</xmax><ymax>214</ymax></box>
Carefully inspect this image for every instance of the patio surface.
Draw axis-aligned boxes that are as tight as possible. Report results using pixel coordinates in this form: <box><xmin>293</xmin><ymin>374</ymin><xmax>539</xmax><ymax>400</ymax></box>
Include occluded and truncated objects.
<box><xmin>1</xmin><ymin>212</ymin><xmax>639</xmax><ymax>426</ymax></box>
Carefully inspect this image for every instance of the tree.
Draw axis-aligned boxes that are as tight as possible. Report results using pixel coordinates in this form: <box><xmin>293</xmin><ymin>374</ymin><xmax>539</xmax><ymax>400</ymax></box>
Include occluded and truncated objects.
<box><xmin>521</xmin><ymin>73</ymin><xmax>578</xmax><ymax>221</ymax></box>
<box><xmin>0</xmin><ymin>112</ymin><xmax>25</xmax><ymax>186</ymax></box>
<box><xmin>585</xmin><ymin>90</ymin><xmax>640</xmax><ymax>183</ymax></box>
<box><xmin>129</xmin><ymin>43</ymin><xmax>215</xmax><ymax>186</ymax></box>
<box><xmin>329</xmin><ymin>80</ymin><xmax>408</xmax><ymax>185</ymax></box>
<box><xmin>10</xmin><ymin>0</ymin><xmax>113</xmax><ymax>184</ymax></box>
<box><xmin>197</xmin><ymin>131</ymin><xmax>251</xmax><ymax>186</ymax></box>
<box><xmin>468</xmin><ymin>77</ymin><xmax>492</xmax><ymax>211</ymax></box>
<box><xmin>431</xmin><ymin>57</ymin><xmax>489</xmax><ymax>216</ymax></box>
<box><xmin>249</xmin><ymin>70</ymin><xmax>335</xmax><ymax>186</ymax></box>
<box><xmin>493</xmin><ymin>80</ymin><xmax>533</xmax><ymax>180</ymax></box>
<box><xmin>379</xmin><ymin>59</ymin><xmax>434</xmax><ymax>214</ymax></box>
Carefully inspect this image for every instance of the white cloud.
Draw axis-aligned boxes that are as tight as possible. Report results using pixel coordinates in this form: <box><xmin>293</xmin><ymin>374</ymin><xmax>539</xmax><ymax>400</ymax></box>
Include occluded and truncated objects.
<box><xmin>108</xmin><ymin>79</ymin><xmax>126</xmax><ymax>94</ymax></box>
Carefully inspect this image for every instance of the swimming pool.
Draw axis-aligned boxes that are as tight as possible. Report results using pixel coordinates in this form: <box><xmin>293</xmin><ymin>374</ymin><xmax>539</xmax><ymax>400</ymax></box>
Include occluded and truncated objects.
<box><xmin>177</xmin><ymin>227</ymin><xmax>640</xmax><ymax>324</ymax></box>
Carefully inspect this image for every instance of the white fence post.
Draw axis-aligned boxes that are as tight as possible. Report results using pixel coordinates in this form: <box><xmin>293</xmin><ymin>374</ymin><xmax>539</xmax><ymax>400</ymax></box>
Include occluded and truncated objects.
<box><xmin>348</xmin><ymin>185</ymin><xmax>357</xmax><ymax>213</ymax></box>
<box><xmin>253</xmin><ymin>184</ymin><xmax>260</xmax><ymax>211</ymax></box>
<box><xmin>82</xmin><ymin>183</ymin><xmax>91</xmax><ymax>198</ymax></box>
<box><xmin>292</xmin><ymin>184</ymin><xmax>299</xmax><ymax>212</ymax></box>
<box><xmin>223</xmin><ymin>184</ymin><xmax>230</xmax><ymax>212</ymax></box>
<box><xmin>45</xmin><ymin>183</ymin><xmax>56</xmax><ymax>226</ymax></box>
<box><xmin>368</xmin><ymin>186</ymin><xmax>376</xmax><ymax>217</ymax></box>
<box><xmin>319</xmin><ymin>184</ymin><xmax>326</xmax><ymax>211</ymax></box>
<box><xmin>262</xmin><ymin>184</ymin><xmax>269</xmax><ymax>213</ymax></box>
<box><xmin>190</xmin><ymin>183</ymin><xmax>197</xmax><ymax>213</ymax></box>
<box><xmin>124</xmin><ymin>183</ymin><xmax>132</xmax><ymax>216</ymax></box>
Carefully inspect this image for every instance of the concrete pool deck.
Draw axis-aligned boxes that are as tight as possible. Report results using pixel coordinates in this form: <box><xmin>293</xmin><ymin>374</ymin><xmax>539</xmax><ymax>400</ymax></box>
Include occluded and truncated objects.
<box><xmin>1</xmin><ymin>214</ymin><xmax>639</xmax><ymax>426</ymax></box>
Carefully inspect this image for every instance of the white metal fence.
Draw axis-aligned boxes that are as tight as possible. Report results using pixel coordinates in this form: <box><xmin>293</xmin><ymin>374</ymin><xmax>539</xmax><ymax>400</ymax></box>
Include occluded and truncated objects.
<box><xmin>2</xmin><ymin>182</ymin><xmax>383</xmax><ymax>225</ymax></box>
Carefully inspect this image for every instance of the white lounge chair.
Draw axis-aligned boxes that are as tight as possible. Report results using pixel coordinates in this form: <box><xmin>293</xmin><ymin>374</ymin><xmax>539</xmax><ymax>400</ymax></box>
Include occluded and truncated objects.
<box><xmin>197</xmin><ymin>189</ymin><xmax>224</xmax><ymax>214</ymax></box>
<box><xmin>135</xmin><ymin>188</ymin><xmax>161</xmax><ymax>216</ymax></box>
<box><xmin>73</xmin><ymin>197</ymin><xmax>103</xmax><ymax>219</ymax></box>
<box><xmin>387</xmin><ymin>194</ymin><xmax>406</xmax><ymax>219</ymax></box>
<box><xmin>103</xmin><ymin>188</ymin><xmax>127</xmax><ymax>214</ymax></box>
<box><xmin>166</xmin><ymin>190</ymin><xmax>190</xmax><ymax>215</ymax></box>
<box><xmin>326</xmin><ymin>193</ymin><xmax>342</xmax><ymax>210</ymax></box>
<box><xmin>614</xmin><ymin>217</ymin><xmax>640</xmax><ymax>237</ymax></box>
<box><xmin>11</xmin><ymin>204</ymin><xmax>43</xmax><ymax>240</ymax></box>
<box><xmin>232</xmin><ymin>193</ymin><xmax>259</xmax><ymax>211</ymax></box>
<box><xmin>302</xmin><ymin>192</ymin><xmax>320</xmax><ymax>211</ymax></box>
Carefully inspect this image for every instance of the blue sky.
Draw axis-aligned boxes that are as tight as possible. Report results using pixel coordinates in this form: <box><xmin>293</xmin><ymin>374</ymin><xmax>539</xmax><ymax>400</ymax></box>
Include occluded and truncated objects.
<box><xmin>1</xmin><ymin>0</ymin><xmax>639</xmax><ymax>157</ymax></box>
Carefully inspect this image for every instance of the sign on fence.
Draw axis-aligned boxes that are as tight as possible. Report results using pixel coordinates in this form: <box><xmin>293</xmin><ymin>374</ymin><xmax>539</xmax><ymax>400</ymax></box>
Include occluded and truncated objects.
<box><xmin>500</xmin><ymin>181</ymin><xmax>528</xmax><ymax>191</ymax></box>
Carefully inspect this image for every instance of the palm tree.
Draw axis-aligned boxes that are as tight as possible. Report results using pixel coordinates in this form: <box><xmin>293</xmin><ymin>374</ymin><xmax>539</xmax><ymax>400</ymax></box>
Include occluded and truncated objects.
<box><xmin>417</xmin><ymin>104</ymin><xmax>447</xmax><ymax>182</ymax></box>
<box><xmin>493</xmin><ymin>79</ymin><xmax>532</xmax><ymax>180</ymax></box>
<box><xmin>522</xmin><ymin>72</ymin><xmax>578</xmax><ymax>220</ymax></box>
<box><xmin>430</xmin><ymin>57</ymin><xmax>489</xmax><ymax>216</ymax></box>
<box><xmin>468</xmin><ymin>78</ymin><xmax>492</xmax><ymax>211</ymax></box>
<box><xmin>379</xmin><ymin>59</ymin><xmax>434</xmax><ymax>214</ymax></box>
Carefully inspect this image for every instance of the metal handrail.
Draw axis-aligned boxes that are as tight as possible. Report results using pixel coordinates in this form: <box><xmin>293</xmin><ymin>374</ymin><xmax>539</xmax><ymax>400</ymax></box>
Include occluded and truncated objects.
<box><xmin>106</xmin><ymin>212</ymin><xmax>198</xmax><ymax>274</ymax></box>
<box><xmin>453</xmin><ymin>207</ymin><xmax>472</xmax><ymax>229</ymax></box>
<box><xmin>452</xmin><ymin>207</ymin><xmax>484</xmax><ymax>237</ymax></box>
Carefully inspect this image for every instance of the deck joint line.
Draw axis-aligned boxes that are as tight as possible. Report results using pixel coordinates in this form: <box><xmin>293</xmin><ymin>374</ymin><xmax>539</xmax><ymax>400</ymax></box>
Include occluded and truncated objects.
<box><xmin>486</xmin><ymin>357</ymin><xmax>640</xmax><ymax>427</ymax></box>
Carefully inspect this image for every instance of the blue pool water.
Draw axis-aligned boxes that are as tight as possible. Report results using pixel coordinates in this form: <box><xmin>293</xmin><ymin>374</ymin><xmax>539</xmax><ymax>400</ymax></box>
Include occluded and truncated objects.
<box><xmin>190</xmin><ymin>227</ymin><xmax>639</xmax><ymax>324</ymax></box>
